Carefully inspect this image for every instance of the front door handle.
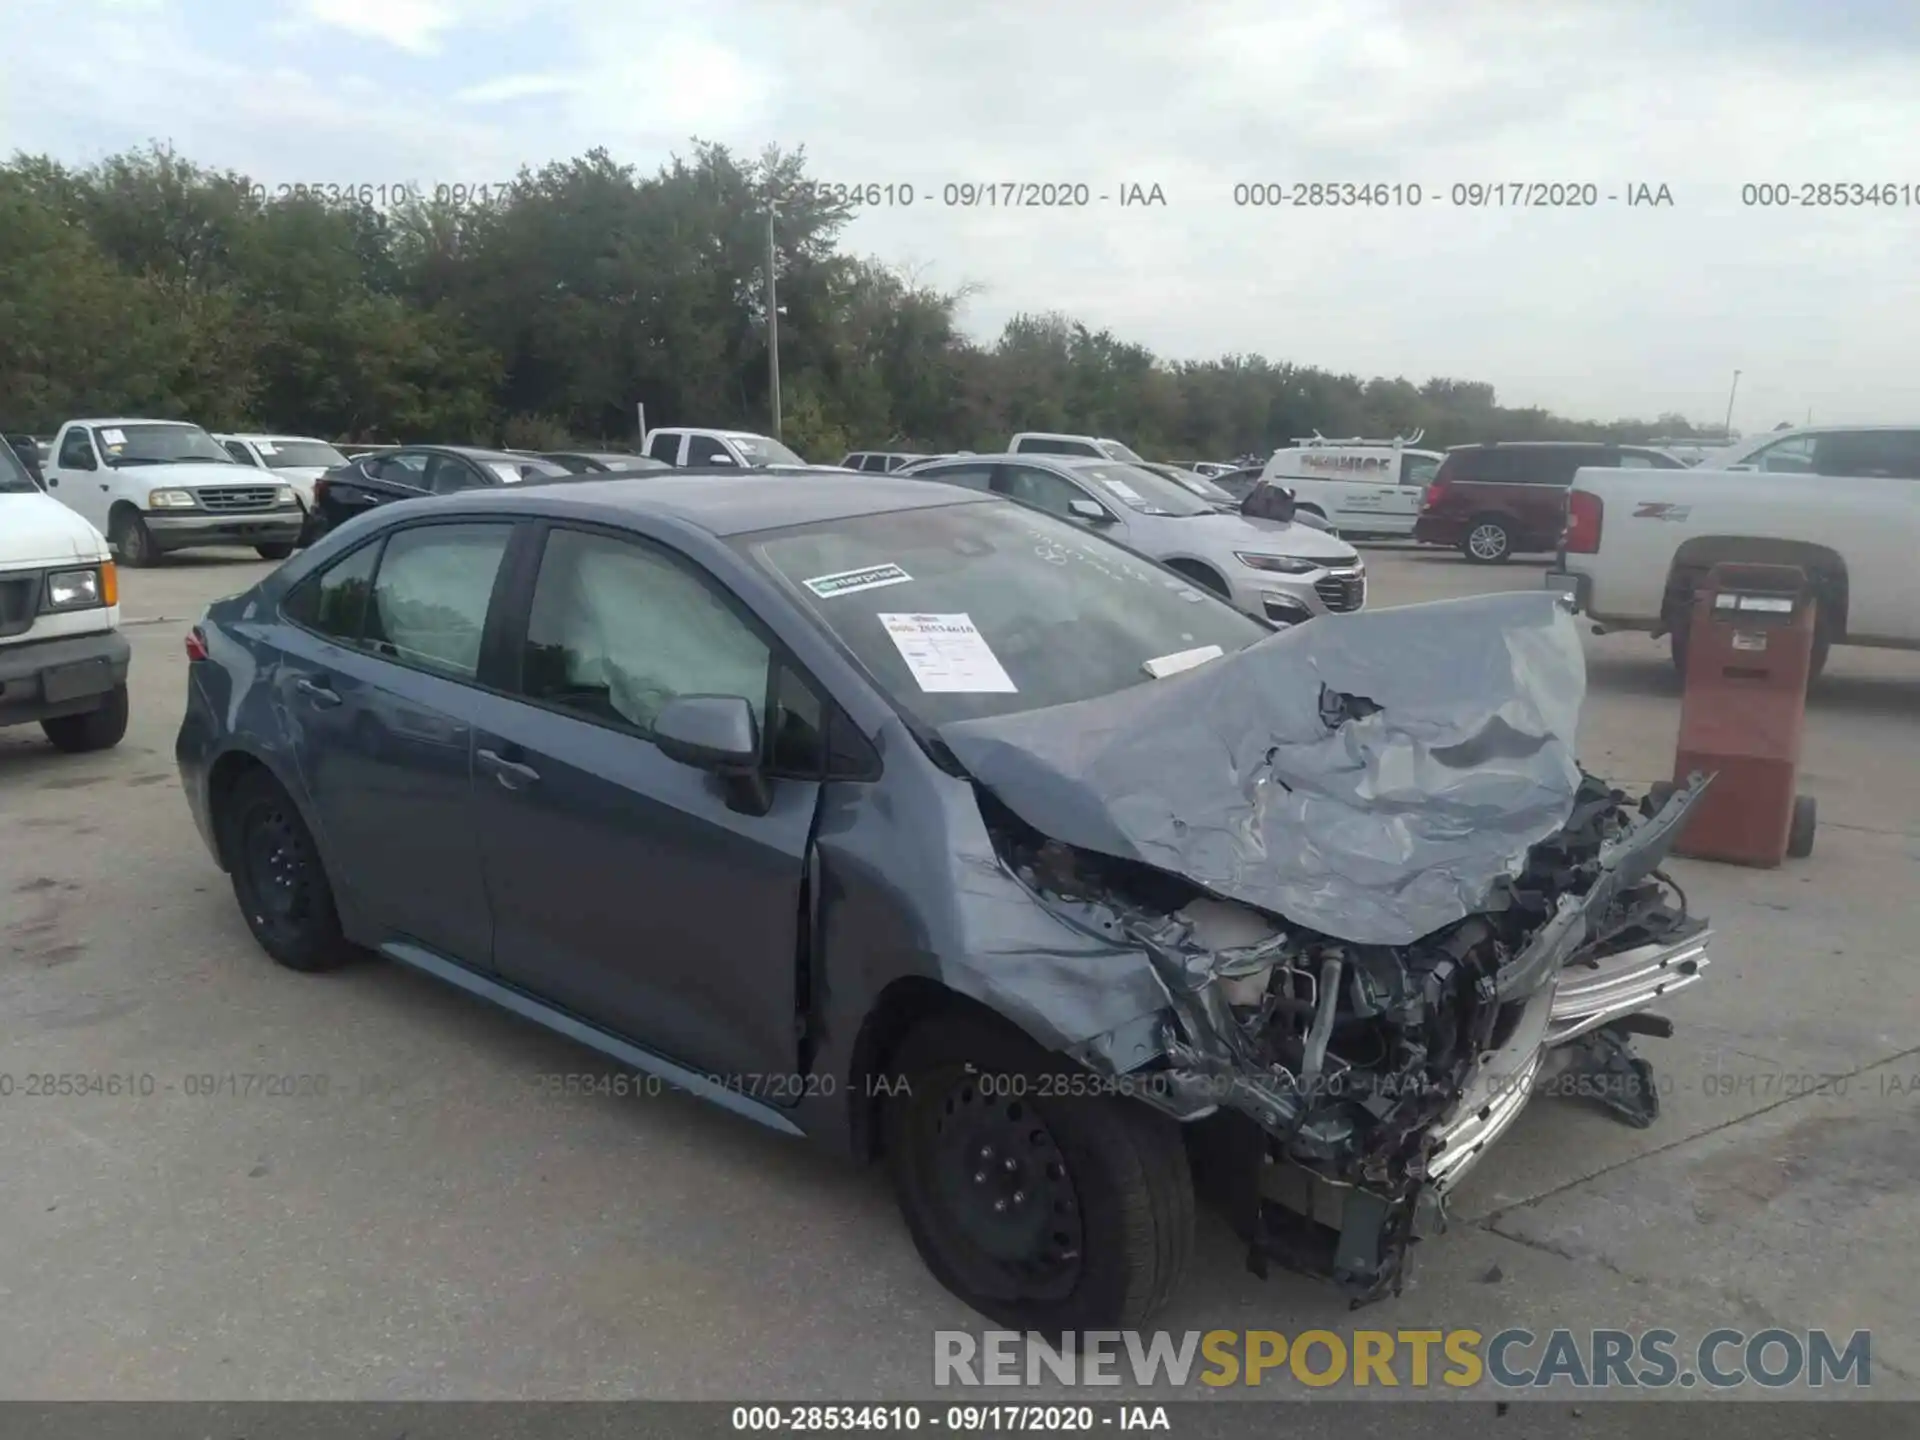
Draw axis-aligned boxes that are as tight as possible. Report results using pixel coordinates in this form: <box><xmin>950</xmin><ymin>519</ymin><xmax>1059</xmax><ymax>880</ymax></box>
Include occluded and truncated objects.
<box><xmin>476</xmin><ymin>748</ymin><xmax>540</xmax><ymax>789</ymax></box>
<box><xmin>293</xmin><ymin>677</ymin><xmax>341</xmax><ymax>707</ymax></box>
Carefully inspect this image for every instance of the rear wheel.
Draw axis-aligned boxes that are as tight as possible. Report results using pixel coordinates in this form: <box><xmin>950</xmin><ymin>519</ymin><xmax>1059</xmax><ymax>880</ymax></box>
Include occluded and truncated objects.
<box><xmin>219</xmin><ymin>769</ymin><xmax>355</xmax><ymax>972</ymax></box>
<box><xmin>255</xmin><ymin>542</ymin><xmax>295</xmax><ymax>561</ymax></box>
<box><xmin>1787</xmin><ymin>795</ymin><xmax>1817</xmax><ymax>858</ymax></box>
<box><xmin>109</xmin><ymin>508</ymin><xmax>160</xmax><ymax>567</ymax></box>
<box><xmin>1462</xmin><ymin>515</ymin><xmax>1513</xmax><ymax>564</ymax></box>
<box><xmin>40</xmin><ymin>684</ymin><xmax>129</xmax><ymax>753</ymax></box>
<box><xmin>883</xmin><ymin>1012</ymin><xmax>1195</xmax><ymax>1331</ymax></box>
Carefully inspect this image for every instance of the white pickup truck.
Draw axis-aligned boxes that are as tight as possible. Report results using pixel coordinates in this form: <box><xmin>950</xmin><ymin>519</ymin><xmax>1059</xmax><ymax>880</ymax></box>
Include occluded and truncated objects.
<box><xmin>42</xmin><ymin>418</ymin><xmax>306</xmax><ymax>566</ymax></box>
<box><xmin>1549</xmin><ymin>424</ymin><xmax>1920</xmax><ymax>675</ymax></box>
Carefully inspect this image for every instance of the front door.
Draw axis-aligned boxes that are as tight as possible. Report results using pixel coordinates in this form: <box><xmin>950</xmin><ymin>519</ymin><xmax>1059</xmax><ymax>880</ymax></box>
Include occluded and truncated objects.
<box><xmin>276</xmin><ymin>520</ymin><xmax>516</xmax><ymax>968</ymax></box>
<box><xmin>50</xmin><ymin>428</ymin><xmax>109</xmax><ymax>531</ymax></box>
<box><xmin>468</xmin><ymin>523</ymin><xmax>818</xmax><ymax>1081</ymax></box>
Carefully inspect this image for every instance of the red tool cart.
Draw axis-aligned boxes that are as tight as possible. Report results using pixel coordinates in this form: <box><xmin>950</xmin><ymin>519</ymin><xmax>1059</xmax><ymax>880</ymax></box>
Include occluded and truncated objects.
<box><xmin>1669</xmin><ymin>561</ymin><xmax>1818</xmax><ymax>867</ymax></box>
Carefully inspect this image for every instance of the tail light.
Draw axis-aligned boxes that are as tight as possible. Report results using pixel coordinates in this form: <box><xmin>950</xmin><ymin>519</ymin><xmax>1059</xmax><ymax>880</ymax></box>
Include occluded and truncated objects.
<box><xmin>1421</xmin><ymin>479</ymin><xmax>1450</xmax><ymax>510</ymax></box>
<box><xmin>1564</xmin><ymin>490</ymin><xmax>1604</xmax><ymax>553</ymax></box>
<box><xmin>184</xmin><ymin>626</ymin><xmax>209</xmax><ymax>662</ymax></box>
<box><xmin>312</xmin><ymin>478</ymin><xmax>330</xmax><ymax>507</ymax></box>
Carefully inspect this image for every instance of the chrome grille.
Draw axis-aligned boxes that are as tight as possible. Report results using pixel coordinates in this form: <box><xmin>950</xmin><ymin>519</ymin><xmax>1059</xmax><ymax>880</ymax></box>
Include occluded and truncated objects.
<box><xmin>1314</xmin><ymin>569</ymin><xmax>1366</xmax><ymax>612</ymax></box>
<box><xmin>195</xmin><ymin>486</ymin><xmax>280</xmax><ymax>513</ymax></box>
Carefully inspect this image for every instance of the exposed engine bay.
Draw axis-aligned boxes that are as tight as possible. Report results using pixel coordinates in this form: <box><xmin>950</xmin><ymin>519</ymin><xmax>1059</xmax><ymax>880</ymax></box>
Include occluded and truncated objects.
<box><xmin>979</xmin><ymin>770</ymin><xmax>1711</xmax><ymax>1301</ymax></box>
<box><xmin>939</xmin><ymin>592</ymin><xmax>1715</xmax><ymax>1301</ymax></box>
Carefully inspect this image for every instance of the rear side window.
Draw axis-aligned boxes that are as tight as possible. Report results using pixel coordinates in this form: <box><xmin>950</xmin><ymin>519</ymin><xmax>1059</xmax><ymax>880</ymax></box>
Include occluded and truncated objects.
<box><xmin>646</xmin><ymin>432</ymin><xmax>681</xmax><ymax>463</ymax></box>
<box><xmin>362</xmin><ymin>523</ymin><xmax>513</xmax><ymax>680</ymax></box>
<box><xmin>1443</xmin><ymin>448</ymin><xmax>1513</xmax><ymax>483</ymax></box>
<box><xmin>283</xmin><ymin>540</ymin><xmax>382</xmax><ymax>641</ymax></box>
<box><xmin>1815</xmin><ymin>430</ymin><xmax>1920</xmax><ymax>479</ymax></box>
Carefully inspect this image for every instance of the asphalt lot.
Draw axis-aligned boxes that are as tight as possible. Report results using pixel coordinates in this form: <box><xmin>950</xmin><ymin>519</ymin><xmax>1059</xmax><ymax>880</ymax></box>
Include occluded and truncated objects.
<box><xmin>1</xmin><ymin>542</ymin><xmax>1916</xmax><ymax>1402</ymax></box>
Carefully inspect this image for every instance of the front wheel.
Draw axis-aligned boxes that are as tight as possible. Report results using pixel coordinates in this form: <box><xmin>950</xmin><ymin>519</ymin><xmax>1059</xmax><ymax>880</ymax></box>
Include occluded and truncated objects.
<box><xmin>40</xmin><ymin>684</ymin><xmax>129</xmax><ymax>753</ymax></box>
<box><xmin>109</xmin><ymin>508</ymin><xmax>160</xmax><ymax>567</ymax></box>
<box><xmin>883</xmin><ymin>1012</ymin><xmax>1195</xmax><ymax>1331</ymax></box>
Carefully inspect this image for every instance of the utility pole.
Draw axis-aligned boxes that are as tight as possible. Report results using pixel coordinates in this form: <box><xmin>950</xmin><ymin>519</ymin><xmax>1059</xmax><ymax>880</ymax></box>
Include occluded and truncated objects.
<box><xmin>1723</xmin><ymin>368</ymin><xmax>1741</xmax><ymax>439</ymax></box>
<box><xmin>765</xmin><ymin>206</ymin><xmax>782</xmax><ymax>439</ymax></box>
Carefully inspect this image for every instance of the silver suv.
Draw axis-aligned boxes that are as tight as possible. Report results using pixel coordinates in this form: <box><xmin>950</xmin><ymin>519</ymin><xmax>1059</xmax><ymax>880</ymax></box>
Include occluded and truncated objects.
<box><xmin>898</xmin><ymin>454</ymin><xmax>1365</xmax><ymax>623</ymax></box>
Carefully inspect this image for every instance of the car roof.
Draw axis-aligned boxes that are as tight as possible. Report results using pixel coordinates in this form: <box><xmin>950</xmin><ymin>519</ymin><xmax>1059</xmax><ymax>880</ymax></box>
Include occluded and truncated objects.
<box><xmin>1447</xmin><ymin>440</ymin><xmax>1668</xmax><ymax>451</ymax></box>
<box><xmin>73</xmin><ymin>417</ymin><xmax>201</xmax><ymax>428</ymax></box>
<box><xmin>414</xmin><ymin>469</ymin><xmax>985</xmax><ymax>537</ymax></box>
<box><xmin>395</xmin><ymin>444</ymin><xmax>552</xmax><ymax>463</ymax></box>
<box><xmin>223</xmin><ymin>432</ymin><xmax>334</xmax><ymax>444</ymax></box>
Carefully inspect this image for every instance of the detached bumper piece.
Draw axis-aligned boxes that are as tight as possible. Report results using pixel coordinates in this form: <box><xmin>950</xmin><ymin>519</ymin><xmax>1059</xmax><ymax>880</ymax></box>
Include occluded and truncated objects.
<box><xmin>1548</xmin><ymin>929</ymin><xmax>1711</xmax><ymax>1047</ymax></box>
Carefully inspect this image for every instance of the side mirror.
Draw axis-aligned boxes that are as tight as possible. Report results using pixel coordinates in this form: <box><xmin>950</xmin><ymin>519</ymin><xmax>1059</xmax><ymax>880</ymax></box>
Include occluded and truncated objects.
<box><xmin>1242</xmin><ymin>484</ymin><xmax>1297</xmax><ymax>522</ymax></box>
<box><xmin>653</xmin><ymin>694</ymin><xmax>770</xmax><ymax>814</ymax></box>
<box><xmin>709</xmin><ymin>453</ymin><xmax>737</xmax><ymax>466</ymax></box>
<box><xmin>1068</xmin><ymin>498</ymin><xmax>1112</xmax><ymax>523</ymax></box>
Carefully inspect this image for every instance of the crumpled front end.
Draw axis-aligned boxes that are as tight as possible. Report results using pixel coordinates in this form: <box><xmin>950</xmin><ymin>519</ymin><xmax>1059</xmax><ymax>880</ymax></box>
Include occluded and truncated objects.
<box><xmin>940</xmin><ymin>592</ymin><xmax>1717</xmax><ymax>1301</ymax></box>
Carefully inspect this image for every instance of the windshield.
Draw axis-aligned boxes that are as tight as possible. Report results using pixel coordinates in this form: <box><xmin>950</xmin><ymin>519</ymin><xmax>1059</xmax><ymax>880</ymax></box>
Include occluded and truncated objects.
<box><xmin>1143</xmin><ymin>463</ymin><xmax>1236</xmax><ymax>504</ymax></box>
<box><xmin>740</xmin><ymin>497</ymin><xmax>1266</xmax><ymax>727</ymax></box>
<box><xmin>487</xmin><ymin>458</ymin><xmax>572</xmax><ymax>483</ymax></box>
<box><xmin>95</xmin><ymin>423</ymin><xmax>234</xmax><ymax>467</ymax></box>
<box><xmin>1095</xmin><ymin>439</ymin><xmax>1145</xmax><ymax>463</ymax></box>
<box><xmin>1067</xmin><ymin>461</ymin><xmax>1213</xmax><ymax>516</ymax></box>
<box><xmin>255</xmin><ymin>439</ymin><xmax>347</xmax><ymax>469</ymax></box>
<box><xmin>0</xmin><ymin>441</ymin><xmax>39</xmax><ymax>493</ymax></box>
<box><xmin>732</xmin><ymin>435</ymin><xmax>806</xmax><ymax>466</ymax></box>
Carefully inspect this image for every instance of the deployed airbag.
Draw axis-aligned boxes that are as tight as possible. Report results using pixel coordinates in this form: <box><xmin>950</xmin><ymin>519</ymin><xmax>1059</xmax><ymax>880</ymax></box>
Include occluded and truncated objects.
<box><xmin>939</xmin><ymin>591</ymin><xmax>1587</xmax><ymax>946</ymax></box>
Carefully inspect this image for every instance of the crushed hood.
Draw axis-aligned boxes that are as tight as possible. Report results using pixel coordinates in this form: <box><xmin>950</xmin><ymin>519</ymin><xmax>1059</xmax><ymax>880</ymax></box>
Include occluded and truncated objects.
<box><xmin>939</xmin><ymin>591</ymin><xmax>1587</xmax><ymax>946</ymax></box>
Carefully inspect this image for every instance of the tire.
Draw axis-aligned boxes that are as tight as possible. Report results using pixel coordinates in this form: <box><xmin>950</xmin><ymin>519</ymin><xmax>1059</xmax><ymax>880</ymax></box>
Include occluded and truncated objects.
<box><xmin>1787</xmin><ymin>794</ymin><xmax>1816</xmax><ymax>859</ymax></box>
<box><xmin>1669</xmin><ymin>622</ymin><xmax>1690</xmax><ymax>679</ymax></box>
<box><xmin>219</xmin><ymin>769</ymin><xmax>355</xmax><ymax>972</ymax></box>
<box><xmin>882</xmin><ymin>1011</ymin><xmax>1195</xmax><ymax>1332</ymax></box>
<box><xmin>1165</xmin><ymin>559</ymin><xmax>1230</xmax><ymax>599</ymax></box>
<box><xmin>1462</xmin><ymin>515</ymin><xmax>1513</xmax><ymax>564</ymax></box>
<box><xmin>255</xmin><ymin>542</ymin><xmax>295</xmax><ymax>561</ymax></box>
<box><xmin>109</xmin><ymin>507</ymin><xmax>161</xmax><ymax>567</ymax></box>
<box><xmin>39</xmin><ymin>683</ymin><xmax>129</xmax><ymax>753</ymax></box>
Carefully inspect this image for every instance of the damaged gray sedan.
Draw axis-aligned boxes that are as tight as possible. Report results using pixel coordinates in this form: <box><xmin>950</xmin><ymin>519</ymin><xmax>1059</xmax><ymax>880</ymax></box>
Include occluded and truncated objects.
<box><xmin>177</xmin><ymin>473</ymin><xmax>1711</xmax><ymax>1331</ymax></box>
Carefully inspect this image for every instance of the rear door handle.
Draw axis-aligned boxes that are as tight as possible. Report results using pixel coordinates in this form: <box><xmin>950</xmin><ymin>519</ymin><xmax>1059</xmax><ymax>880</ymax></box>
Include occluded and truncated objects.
<box><xmin>294</xmin><ymin>678</ymin><xmax>341</xmax><ymax>708</ymax></box>
<box><xmin>476</xmin><ymin>748</ymin><xmax>539</xmax><ymax>789</ymax></box>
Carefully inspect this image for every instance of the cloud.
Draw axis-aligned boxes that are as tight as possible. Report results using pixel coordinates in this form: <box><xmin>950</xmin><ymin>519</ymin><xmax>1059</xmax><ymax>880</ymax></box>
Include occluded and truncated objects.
<box><xmin>9</xmin><ymin>0</ymin><xmax>1920</xmax><ymax>424</ymax></box>
<box><xmin>301</xmin><ymin>0</ymin><xmax>457</xmax><ymax>53</ymax></box>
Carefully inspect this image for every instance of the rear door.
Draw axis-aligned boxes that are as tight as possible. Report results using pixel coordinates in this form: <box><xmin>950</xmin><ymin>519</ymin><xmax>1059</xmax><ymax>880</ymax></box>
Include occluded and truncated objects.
<box><xmin>275</xmin><ymin>519</ymin><xmax>517</xmax><ymax>968</ymax></box>
<box><xmin>465</xmin><ymin>523</ymin><xmax>822</xmax><ymax>1079</ymax></box>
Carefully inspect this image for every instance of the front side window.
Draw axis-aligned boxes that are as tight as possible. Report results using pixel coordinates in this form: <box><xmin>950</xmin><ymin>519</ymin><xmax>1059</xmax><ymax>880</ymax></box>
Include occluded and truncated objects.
<box><xmin>1747</xmin><ymin>435</ymin><xmax>1816</xmax><ymax>473</ymax></box>
<box><xmin>58</xmin><ymin>429</ymin><xmax>99</xmax><ymax>469</ymax></box>
<box><xmin>686</xmin><ymin>434</ymin><xmax>732</xmax><ymax>465</ymax></box>
<box><xmin>1400</xmin><ymin>454</ymin><xmax>1440</xmax><ymax>486</ymax></box>
<box><xmin>519</xmin><ymin>528</ymin><xmax>771</xmax><ymax>736</ymax></box>
<box><xmin>223</xmin><ymin>440</ymin><xmax>259</xmax><ymax>466</ymax></box>
<box><xmin>362</xmin><ymin>523</ymin><xmax>513</xmax><ymax>680</ymax></box>
<box><xmin>425</xmin><ymin>456</ymin><xmax>480</xmax><ymax>494</ymax></box>
<box><xmin>997</xmin><ymin>465</ymin><xmax>1095</xmax><ymax>518</ymax></box>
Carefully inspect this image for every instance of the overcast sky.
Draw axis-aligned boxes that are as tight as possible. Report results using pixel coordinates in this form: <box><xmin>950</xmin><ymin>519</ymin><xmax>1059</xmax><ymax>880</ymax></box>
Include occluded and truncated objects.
<box><xmin>10</xmin><ymin>0</ymin><xmax>1920</xmax><ymax>429</ymax></box>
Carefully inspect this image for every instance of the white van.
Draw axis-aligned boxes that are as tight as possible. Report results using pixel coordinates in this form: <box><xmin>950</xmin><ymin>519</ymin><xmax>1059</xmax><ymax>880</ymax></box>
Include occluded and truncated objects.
<box><xmin>1008</xmin><ymin>432</ymin><xmax>1146</xmax><ymax>463</ymax></box>
<box><xmin>0</xmin><ymin>442</ymin><xmax>129</xmax><ymax>751</ymax></box>
<box><xmin>1258</xmin><ymin>433</ymin><xmax>1444</xmax><ymax>538</ymax></box>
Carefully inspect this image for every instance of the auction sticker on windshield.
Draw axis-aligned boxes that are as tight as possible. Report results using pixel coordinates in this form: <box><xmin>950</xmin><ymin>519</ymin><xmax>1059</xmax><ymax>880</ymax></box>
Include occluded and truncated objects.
<box><xmin>804</xmin><ymin>562</ymin><xmax>913</xmax><ymax>598</ymax></box>
<box><xmin>1098</xmin><ymin>476</ymin><xmax>1145</xmax><ymax>505</ymax></box>
<box><xmin>878</xmin><ymin>613</ymin><xmax>1017</xmax><ymax>693</ymax></box>
<box><xmin>100</xmin><ymin>428</ymin><xmax>126</xmax><ymax>446</ymax></box>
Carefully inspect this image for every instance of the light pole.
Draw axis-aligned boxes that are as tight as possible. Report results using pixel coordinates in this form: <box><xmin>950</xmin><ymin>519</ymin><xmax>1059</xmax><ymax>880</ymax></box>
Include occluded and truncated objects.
<box><xmin>1723</xmin><ymin>369</ymin><xmax>1741</xmax><ymax>439</ymax></box>
<box><xmin>765</xmin><ymin>206</ymin><xmax>782</xmax><ymax>439</ymax></box>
